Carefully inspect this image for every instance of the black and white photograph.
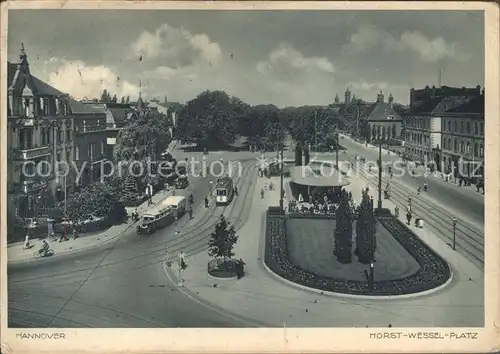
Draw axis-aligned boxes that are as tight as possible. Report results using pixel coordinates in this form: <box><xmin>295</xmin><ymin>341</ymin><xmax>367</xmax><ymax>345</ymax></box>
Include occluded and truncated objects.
<box><xmin>1</xmin><ymin>2</ymin><xmax>499</xmax><ymax>353</ymax></box>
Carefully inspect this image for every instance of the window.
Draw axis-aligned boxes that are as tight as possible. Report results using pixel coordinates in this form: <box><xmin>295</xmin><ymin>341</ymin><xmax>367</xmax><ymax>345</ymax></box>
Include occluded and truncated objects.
<box><xmin>466</xmin><ymin>142</ymin><xmax>470</xmax><ymax>154</ymax></box>
<box><xmin>66</xmin><ymin>128</ymin><xmax>71</xmax><ymax>141</ymax></box>
<box><xmin>474</xmin><ymin>143</ymin><xmax>478</xmax><ymax>157</ymax></box>
<box><xmin>24</xmin><ymin>98</ymin><xmax>30</xmax><ymax>116</ymax></box>
<box><xmin>480</xmin><ymin>144</ymin><xmax>484</xmax><ymax>157</ymax></box>
<box><xmin>475</xmin><ymin>122</ymin><xmax>478</xmax><ymax>135</ymax></box>
<box><xmin>466</xmin><ymin>121</ymin><xmax>471</xmax><ymax>134</ymax></box>
<box><xmin>57</xmin><ymin>128</ymin><xmax>62</xmax><ymax>143</ymax></box>
<box><xmin>480</xmin><ymin>122</ymin><xmax>484</xmax><ymax>135</ymax></box>
<box><xmin>66</xmin><ymin>149</ymin><xmax>71</xmax><ymax>162</ymax></box>
<box><xmin>460</xmin><ymin>121</ymin><xmax>464</xmax><ymax>133</ymax></box>
<box><xmin>89</xmin><ymin>143</ymin><xmax>94</xmax><ymax>160</ymax></box>
<box><xmin>448</xmin><ymin>120</ymin><xmax>451</xmax><ymax>132</ymax></box>
<box><xmin>75</xmin><ymin>145</ymin><xmax>80</xmax><ymax>161</ymax></box>
<box><xmin>43</xmin><ymin>98</ymin><xmax>49</xmax><ymax>115</ymax></box>
<box><xmin>454</xmin><ymin>121</ymin><xmax>457</xmax><ymax>132</ymax></box>
<box><xmin>101</xmin><ymin>140</ymin><xmax>105</xmax><ymax>155</ymax></box>
<box><xmin>57</xmin><ymin>152</ymin><xmax>61</xmax><ymax>162</ymax></box>
<box><xmin>97</xmin><ymin>120</ymin><xmax>100</xmax><ymax>128</ymax></box>
<box><xmin>454</xmin><ymin>139</ymin><xmax>458</xmax><ymax>152</ymax></box>
<box><xmin>448</xmin><ymin>138</ymin><xmax>451</xmax><ymax>150</ymax></box>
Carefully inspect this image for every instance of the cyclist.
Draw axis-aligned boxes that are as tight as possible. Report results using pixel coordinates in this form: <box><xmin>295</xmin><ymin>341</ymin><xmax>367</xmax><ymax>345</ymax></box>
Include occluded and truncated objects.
<box><xmin>39</xmin><ymin>240</ymin><xmax>50</xmax><ymax>257</ymax></box>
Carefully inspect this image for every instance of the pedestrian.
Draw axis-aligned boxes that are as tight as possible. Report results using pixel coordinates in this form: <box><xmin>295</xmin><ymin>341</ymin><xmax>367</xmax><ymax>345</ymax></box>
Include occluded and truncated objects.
<box><xmin>234</xmin><ymin>187</ymin><xmax>238</xmax><ymax>196</ymax></box>
<box><xmin>23</xmin><ymin>233</ymin><xmax>31</xmax><ymax>250</ymax></box>
<box><xmin>72</xmin><ymin>224</ymin><xmax>79</xmax><ymax>240</ymax></box>
<box><xmin>236</xmin><ymin>258</ymin><xmax>246</xmax><ymax>280</ymax></box>
<box><xmin>395</xmin><ymin>206</ymin><xmax>399</xmax><ymax>218</ymax></box>
<box><xmin>406</xmin><ymin>211</ymin><xmax>412</xmax><ymax>225</ymax></box>
<box><xmin>178</xmin><ymin>251</ymin><xmax>187</xmax><ymax>286</ymax></box>
<box><xmin>261</xmin><ymin>188</ymin><xmax>264</xmax><ymax>199</ymax></box>
<box><xmin>59</xmin><ymin>222</ymin><xmax>68</xmax><ymax>242</ymax></box>
<box><xmin>189</xmin><ymin>206</ymin><xmax>193</xmax><ymax>219</ymax></box>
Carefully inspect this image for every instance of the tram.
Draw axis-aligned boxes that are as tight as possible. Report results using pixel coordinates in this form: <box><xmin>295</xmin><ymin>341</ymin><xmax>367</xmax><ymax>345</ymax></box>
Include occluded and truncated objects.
<box><xmin>215</xmin><ymin>177</ymin><xmax>234</xmax><ymax>206</ymax></box>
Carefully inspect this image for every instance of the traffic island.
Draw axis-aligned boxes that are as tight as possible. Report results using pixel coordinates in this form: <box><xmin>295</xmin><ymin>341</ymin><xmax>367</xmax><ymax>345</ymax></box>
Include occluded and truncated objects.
<box><xmin>264</xmin><ymin>208</ymin><xmax>451</xmax><ymax>296</ymax></box>
<box><xmin>207</xmin><ymin>258</ymin><xmax>242</xmax><ymax>278</ymax></box>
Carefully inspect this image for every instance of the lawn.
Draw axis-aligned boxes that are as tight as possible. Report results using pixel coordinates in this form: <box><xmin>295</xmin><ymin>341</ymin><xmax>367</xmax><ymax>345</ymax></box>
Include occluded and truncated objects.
<box><xmin>286</xmin><ymin>218</ymin><xmax>420</xmax><ymax>282</ymax></box>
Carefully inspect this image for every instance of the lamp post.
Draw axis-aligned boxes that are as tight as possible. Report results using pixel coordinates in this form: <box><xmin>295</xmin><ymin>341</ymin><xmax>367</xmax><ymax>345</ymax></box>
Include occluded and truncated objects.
<box><xmin>314</xmin><ymin>110</ymin><xmax>317</xmax><ymax>153</ymax></box>
<box><xmin>452</xmin><ymin>217</ymin><xmax>457</xmax><ymax>250</ymax></box>
<box><xmin>369</xmin><ymin>262</ymin><xmax>374</xmax><ymax>291</ymax></box>
<box><xmin>335</xmin><ymin>132</ymin><xmax>339</xmax><ymax>171</ymax></box>
<box><xmin>377</xmin><ymin>141</ymin><xmax>383</xmax><ymax>210</ymax></box>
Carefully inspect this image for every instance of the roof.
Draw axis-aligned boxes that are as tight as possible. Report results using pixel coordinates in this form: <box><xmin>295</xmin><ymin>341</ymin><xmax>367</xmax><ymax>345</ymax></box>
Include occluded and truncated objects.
<box><xmin>444</xmin><ymin>95</ymin><xmax>484</xmax><ymax>115</ymax></box>
<box><xmin>162</xmin><ymin>196</ymin><xmax>186</xmax><ymax>206</ymax></box>
<box><xmin>289</xmin><ymin>165</ymin><xmax>351</xmax><ymax>187</ymax></box>
<box><xmin>106</xmin><ymin>103</ymin><xmax>134</xmax><ymax>125</ymax></box>
<box><xmin>69</xmin><ymin>99</ymin><xmax>106</xmax><ymax>114</ymax></box>
<box><xmin>143</xmin><ymin>204</ymin><xmax>172</xmax><ymax>217</ymax></box>
<box><xmin>216</xmin><ymin>177</ymin><xmax>232</xmax><ymax>187</ymax></box>
<box><xmin>365</xmin><ymin>102</ymin><xmax>402</xmax><ymax>121</ymax></box>
<box><xmin>7</xmin><ymin>61</ymin><xmax>66</xmax><ymax>97</ymax></box>
<box><xmin>410</xmin><ymin>98</ymin><xmax>443</xmax><ymax>114</ymax></box>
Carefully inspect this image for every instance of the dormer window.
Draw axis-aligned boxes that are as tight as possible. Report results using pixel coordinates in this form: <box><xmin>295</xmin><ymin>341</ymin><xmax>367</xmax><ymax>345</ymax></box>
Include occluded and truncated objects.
<box><xmin>387</xmin><ymin>115</ymin><xmax>394</xmax><ymax>120</ymax></box>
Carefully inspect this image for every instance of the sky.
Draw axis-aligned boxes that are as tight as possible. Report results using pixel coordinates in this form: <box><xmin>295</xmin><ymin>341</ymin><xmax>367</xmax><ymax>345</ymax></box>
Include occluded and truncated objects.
<box><xmin>7</xmin><ymin>10</ymin><xmax>484</xmax><ymax>107</ymax></box>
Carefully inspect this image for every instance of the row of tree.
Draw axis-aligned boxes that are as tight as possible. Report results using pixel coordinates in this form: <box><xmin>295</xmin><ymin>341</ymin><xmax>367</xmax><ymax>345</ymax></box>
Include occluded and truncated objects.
<box><xmin>175</xmin><ymin>90</ymin><xmax>345</xmax><ymax>151</ymax></box>
<box><xmin>334</xmin><ymin>191</ymin><xmax>376</xmax><ymax>264</ymax></box>
<box><xmin>99</xmin><ymin>89</ymin><xmax>131</xmax><ymax>104</ymax></box>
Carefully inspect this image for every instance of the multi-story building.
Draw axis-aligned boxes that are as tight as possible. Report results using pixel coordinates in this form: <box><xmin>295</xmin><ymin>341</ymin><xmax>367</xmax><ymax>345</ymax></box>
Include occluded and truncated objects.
<box><xmin>7</xmin><ymin>45</ymin><xmax>73</xmax><ymax>217</ymax></box>
<box><xmin>410</xmin><ymin>85</ymin><xmax>482</xmax><ymax>109</ymax></box>
<box><xmin>441</xmin><ymin>94</ymin><xmax>484</xmax><ymax>178</ymax></box>
<box><xmin>105</xmin><ymin>102</ymin><xmax>138</xmax><ymax>160</ymax></box>
<box><xmin>70</xmin><ymin>100</ymin><xmax>109</xmax><ymax>188</ymax></box>
<box><xmin>404</xmin><ymin>96</ymin><xmax>469</xmax><ymax>164</ymax></box>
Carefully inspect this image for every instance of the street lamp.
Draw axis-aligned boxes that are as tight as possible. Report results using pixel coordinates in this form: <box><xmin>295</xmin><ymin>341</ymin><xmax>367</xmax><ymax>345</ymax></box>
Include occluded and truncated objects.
<box><xmin>452</xmin><ymin>217</ymin><xmax>457</xmax><ymax>250</ymax></box>
<box><xmin>335</xmin><ymin>131</ymin><xmax>339</xmax><ymax>170</ymax></box>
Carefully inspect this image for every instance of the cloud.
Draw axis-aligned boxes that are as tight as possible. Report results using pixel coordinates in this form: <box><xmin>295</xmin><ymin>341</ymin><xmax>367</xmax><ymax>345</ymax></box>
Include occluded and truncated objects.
<box><xmin>45</xmin><ymin>59</ymin><xmax>140</xmax><ymax>100</ymax></box>
<box><xmin>130</xmin><ymin>23</ymin><xmax>222</xmax><ymax>67</ymax></box>
<box><xmin>342</xmin><ymin>25</ymin><xmax>470</xmax><ymax>62</ymax></box>
<box><xmin>256</xmin><ymin>42</ymin><xmax>335</xmax><ymax>81</ymax></box>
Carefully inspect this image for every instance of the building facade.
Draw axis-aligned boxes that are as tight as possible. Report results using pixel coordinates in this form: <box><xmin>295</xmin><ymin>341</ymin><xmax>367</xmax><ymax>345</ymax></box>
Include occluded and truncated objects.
<box><xmin>70</xmin><ymin>100</ymin><xmax>109</xmax><ymax>188</ymax></box>
<box><xmin>441</xmin><ymin>95</ymin><xmax>484</xmax><ymax>178</ymax></box>
<box><xmin>367</xmin><ymin>91</ymin><xmax>403</xmax><ymax>143</ymax></box>
<box><xmin>403</xmin><ymin>90</ymin><xmax>477</xmax><ymax>165</ymax></box>
<box><xmin>7</xmin><ymin>45</ymin><xmax>73</xmax><ymax>217</ymax></box>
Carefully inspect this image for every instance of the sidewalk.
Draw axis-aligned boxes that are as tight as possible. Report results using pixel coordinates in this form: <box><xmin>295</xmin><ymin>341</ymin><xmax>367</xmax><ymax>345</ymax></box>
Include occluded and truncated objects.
<box><xmin>8</xmin><ymin>187</ymin><xmax>177</xmax><ymax>264</ymax></box>
<box><xmin>342</xmin><ymin>134</ymin><xmax>483</xmax><ymax>200</ymax></box>
<box><xmin>165</xmin><ymin>174</ymin><xmax>483</xmax><ymax>327</ymax></box>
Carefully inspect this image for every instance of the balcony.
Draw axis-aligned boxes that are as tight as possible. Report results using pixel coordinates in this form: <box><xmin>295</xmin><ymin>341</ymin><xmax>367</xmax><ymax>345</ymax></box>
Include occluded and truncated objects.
<box><xmin>11</xmin><ymin>176</ymin><xmax>52</xmax><ymax>194</ymax></box>
<box><xmin>12</xmin><ymin>145</ymin><xmax>51</xmax><ymax>160</ymax></box>
<box><xmin>78</xmin><ymin>125</ymin><xmax>107</xmax><ymax>134</ymax></box>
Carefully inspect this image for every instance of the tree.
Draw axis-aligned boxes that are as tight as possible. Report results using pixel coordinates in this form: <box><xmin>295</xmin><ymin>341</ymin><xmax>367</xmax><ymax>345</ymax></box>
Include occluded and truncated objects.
<box><xmin>355</xmin><ymin>192</ymin><xmax>377</xmax><ymax>264</ymax></box>
<box><xmin>295</xmin><ymin>145</ymin><xmax>302</xmax><ymax>166</ymax></box>
<box><xmin>66</xmin><ymin>182</ymin><xmax>126</xmax><ymax>224</ymax></box>
<box><xmin>100</xmin><ymin>89</ymin><xmax>109</xmax><ymax>103</ymax></box>
<box><xmin>125</xmin><ymin>96</ymin><xmax>130</xmax><ymax>104</ymax></box>
<box><xmin>176</xmin><ymin>90</ymin><xmax>244</xmax><ymax>148</ymax></box>
<box><xmin>333</xmin><ymin>191</ymin><xmax>353</xmax><ymax>263</ymax></box>
<box><xmin>121</xmin><ymin>96</ymin><xmax>125</xmax><ymax>104</ymax></box>
<box><xmin>208</xmin><ymin>215</ymin><xmax>239</xmax><ymax>269</ymax></box>
<box><xmin>112</xmin><ymin>94</ymin><xmax>118</xmax><ymax>103</ymax></box>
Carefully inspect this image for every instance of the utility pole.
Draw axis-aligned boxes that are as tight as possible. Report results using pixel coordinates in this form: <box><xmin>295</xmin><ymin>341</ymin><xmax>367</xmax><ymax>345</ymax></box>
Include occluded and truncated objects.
<box><xmin>377</xmin><ymin>141</ymin><xmax>383</xmax><ymax>210</ymax></box>
<box><xmin>279</xmin><ymin>144</ymin><xmax>284</xmax><ymax>212</ymax></box>
<box><xmin>335</xmin><ymin>131</ymin><xmax>339</xmax><ymax>170</ymax></box>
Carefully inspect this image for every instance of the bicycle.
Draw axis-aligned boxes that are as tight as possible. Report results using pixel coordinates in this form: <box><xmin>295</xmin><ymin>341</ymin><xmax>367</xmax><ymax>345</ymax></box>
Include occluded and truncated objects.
<box><xmin>33</xmin><ymin>248</ymin><xmax>55</xmax><ymax>259</ymax></box>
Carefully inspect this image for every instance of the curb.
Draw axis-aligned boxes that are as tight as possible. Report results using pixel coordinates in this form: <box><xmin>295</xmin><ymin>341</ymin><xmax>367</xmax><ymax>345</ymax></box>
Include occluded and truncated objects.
<box><xmin>7</xmin><ymin>223</ymin><xmax>135</xmax><ymax>266</ymax></box>
<box><xmin>258</xmin><ymin>211</ymin><xmax>456</xmax><ymax>301</ymax></box>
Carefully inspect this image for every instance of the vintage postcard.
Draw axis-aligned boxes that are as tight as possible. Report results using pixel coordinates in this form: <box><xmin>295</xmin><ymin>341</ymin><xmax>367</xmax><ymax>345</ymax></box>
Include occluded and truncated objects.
<box><xmin>1</xmin><ymin>1</ymin><xmax>499</xmax><ymax>353</ymax></box>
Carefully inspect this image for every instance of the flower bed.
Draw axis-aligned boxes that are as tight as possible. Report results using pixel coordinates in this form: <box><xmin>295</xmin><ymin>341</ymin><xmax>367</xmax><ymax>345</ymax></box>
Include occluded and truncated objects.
<box><xmin>264</xmin><ymin>209</ymin><xmax>451</xmax><ymax>296</ymax></box>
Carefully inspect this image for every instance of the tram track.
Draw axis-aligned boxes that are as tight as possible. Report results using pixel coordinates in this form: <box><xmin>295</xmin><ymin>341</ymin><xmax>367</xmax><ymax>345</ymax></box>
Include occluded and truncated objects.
<box><xmin>350</xmin><ymin>163</ymin><xmax>484</xmax><ymax>267</ymax></box>
<box><xmin>8</xmin><ymin>162</ymin><xmax>258</xmax><ymax>288</ymax></box>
